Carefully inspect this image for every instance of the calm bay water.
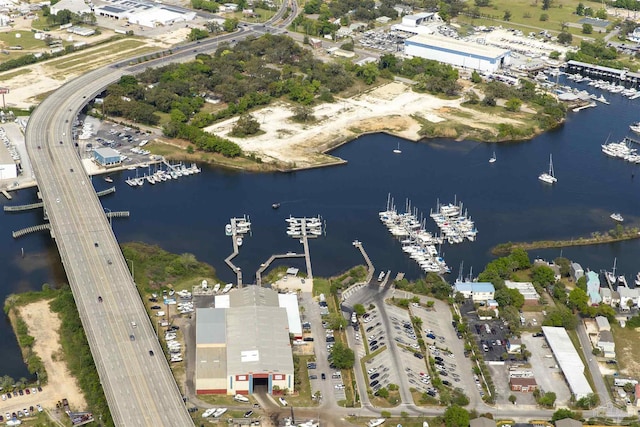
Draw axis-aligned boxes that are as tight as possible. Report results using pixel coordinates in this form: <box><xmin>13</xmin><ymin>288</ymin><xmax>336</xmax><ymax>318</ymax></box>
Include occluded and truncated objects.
<box><xmin>2</xmin><ymin>78</ymin><xmax>640</xmax><ymax>377</ymax></box>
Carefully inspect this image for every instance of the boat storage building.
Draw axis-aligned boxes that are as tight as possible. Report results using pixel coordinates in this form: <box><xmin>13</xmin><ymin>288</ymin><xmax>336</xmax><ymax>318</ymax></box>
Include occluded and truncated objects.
<box><xmin>542</xmin><ymin>326</ymin><xmax>593</xmax><ymax>399</ymax></box>
<box><xmin>195</xmin><ymin>287</ymin><xmax>295</xmax><ymax>395</ymax></box>
<box><xmin>404</xmin><ymin>34</ymin><xmax>510</xmax><ymax>73</ymax></box>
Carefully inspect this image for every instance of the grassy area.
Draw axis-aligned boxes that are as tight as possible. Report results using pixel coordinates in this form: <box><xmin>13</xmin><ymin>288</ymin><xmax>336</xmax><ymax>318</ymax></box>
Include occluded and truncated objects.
<box><xmin>146</xmin><ymin>140</ymin><xmax>275</xmax><ymax>172</ymax></box>
<box><xmin>227</xmin><ymin>8</ymin><xmax>277</xmax><ymax>23</ymax></box>
<box><xmin>46</xmin><ymin>40</ymin><xmax>147</xmax><ymax>70</ymax></box>
<box><xmin>286</xmin><ymin>355</ymin><xmax>318</xmax><ymax>407</ymax></box>
<box><xmin>0</xmin><ymin>68</ymin><xmax>31</xmax><ymax>81</ymax></box>
<box><xmin>610</xmin><ymin>323</ymin><xmax>638</xmax><ymax>378</ymax></box>
<box><xmin>312</xmin><ymin>277</ymin><xmax>331</xmax><ymax>298</ymax></box>
<box><xmin>0</xmin><ymin>30</ymin><xmax>48</xmax><ymax>50</ymax></box>
<box><xmin>455</xmin><ymin>0</ymin><xmax>607</xmax><ymax>43</ymax></box>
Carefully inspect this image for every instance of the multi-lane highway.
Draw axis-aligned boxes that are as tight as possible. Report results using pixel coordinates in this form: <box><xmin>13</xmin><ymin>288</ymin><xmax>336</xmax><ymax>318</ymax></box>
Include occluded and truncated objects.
<box><xmin>23</xmin><ymin>4</ymin><xmax>297</xmax><ymax>425</ymax></box>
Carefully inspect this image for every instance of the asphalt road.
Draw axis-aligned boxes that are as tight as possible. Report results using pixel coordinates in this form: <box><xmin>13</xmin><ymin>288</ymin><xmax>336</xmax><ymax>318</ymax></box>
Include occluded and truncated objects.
<box><xmin>22</xmin><ymin>7</ymin><xmax>296</xmax><ymax>427</ymax></box>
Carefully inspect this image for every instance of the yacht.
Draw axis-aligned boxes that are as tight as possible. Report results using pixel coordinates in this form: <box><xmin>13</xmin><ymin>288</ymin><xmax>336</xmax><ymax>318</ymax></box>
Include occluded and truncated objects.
<box><xmin>393</xmin><ymin>142</ymin><xmax>402</xmax><ymax>154</ymax></box>
<box><xmin>538</xmin><ymin>154</ymin><xmax>557</xmax><ymax>184</ymax></box>
<box><xmin>222</xmin><ymin>283</ymin><xmax>233</xmax><ymax>293</ymax></box>
<box><xmin>369</xmin><ymin>419</ymin><xmax>386</xmax><ymax>427</ymax></box>
<box><xmin>618</xmin><ymin>275</ymin><xmax>628</xmax><ymax>287</ymax></box>
<box><xmin>630</xmin><ymin>122</ymin><xmax>640</xmax><ymax>135</ymax></box>
<box><xmin>489</xmin><ymin>151</ymin><xmax>496</xmax><ymax>163</ymax></box>
<box><xmin>202</xmin><ymin>408</ymin><xmax>217</xmax><ymax>418</ymax></box>
<box><xmin>610</xmin><ymin>213</ymin><xmax>624</xmax><ymax>222</ymax></box>
<box><xmin>213</xmin><ymin>283</ymin><xmax>221</xmax><ymax>293</ymax></box>
<box><xmin>104</xmin><ymin>176</ymin><xmax>113</xmax><ymax>183</ymax></box>
<box><xmin>212</xmin><ymin>408</ymin><xmax>227</xmax><ymax>418</ymax></box>
<box><xmin>597</xmin><ymin>94</ymin><xmax>609</xmax><ymax>104</ymax></box>
<box><xmin>236</xmin><ymin>237</ymin><xmax>243</xmax><ymax>246</ymax></box>
<box><xmin>225</xmin><ymin>224</ymin><xmax>232</xmax><ymax>235</ymax></box>
<box><xmin>272</xmin><ymin>203</ymin><xmax>280</xmax><ymax>209</ymax></box>
<box><xmin>635</xmin><ymin>273</ymin><xmax>640</xmax><ymax>287</ymax></box>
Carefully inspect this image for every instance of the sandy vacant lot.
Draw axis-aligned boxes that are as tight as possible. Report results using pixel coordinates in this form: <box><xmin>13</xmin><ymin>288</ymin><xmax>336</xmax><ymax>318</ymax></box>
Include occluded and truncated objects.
<box><xmin>205</xmin><ymin>81</ymin><xmax>525</xmax><ymax>167</ymax></box>
<box><xmin>0</xmin><ymin>300</ymin><xmax>87</xmax><ymax>417</ymax></box>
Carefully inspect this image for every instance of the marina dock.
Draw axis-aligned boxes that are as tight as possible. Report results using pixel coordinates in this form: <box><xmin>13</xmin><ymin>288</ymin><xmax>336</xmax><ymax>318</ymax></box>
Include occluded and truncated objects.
<box><xmin>255</xmin><ymin>253</ymin><xmax>305</xmax><ymax>286</ymax></box>
<box><xmin>5</xmin><ymin>187</ymin><xmax>116</xmax><ymax>212</ymax></box>
<box><xmin>224</xmin><ymin>216</ymin><xmax>251</xmax><ymax>288</ymax></box>
<box><xmin>342</xmin><ymin>240</ymin><xmax>376</xmax><ymax>301</ymax></box>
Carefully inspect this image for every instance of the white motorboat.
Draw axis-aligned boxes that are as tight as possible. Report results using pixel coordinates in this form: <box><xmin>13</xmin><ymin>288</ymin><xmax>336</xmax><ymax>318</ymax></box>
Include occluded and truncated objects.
<box><xmin>393</xmin><ymin>142</ymin><xmax>401</xmax><ymax>154</ymax></box>
<box><xmin>104</xmin><ymin>176</ymin><xmax>113</xmax><ymax>183</ymax></box>
<box><xmin>225</xmin><ymin>224</ymin><xmax>232</xmax><ymax>235</ymax></box>
<box><xmin>618</xmin><ymin>275</ymin><xmax>628</xmax><ymax>287</ymax></box>
<box><xmin>236</xmin><ymin>237</ymin><xmax>243</xmax><ymax>246</ymax></box>
<box><xmin>635</xmin><ymin>273</ymin><xmax>640</xmax><ymax>287</ymax></box>
<box><xmin>538</xmin><ymin>154</ymin><xmax>557</xmax><ymax>184</ymax></box>
<box><xmin>212</xmin><ymin>408</ymin><xmax>227</xmax><ymax>418</ymax></box>
<box><xmin>213</xmin><ymin>283</ymin><xmax>221</xmax><ymax>293</ymax></box>
<box><xmin>369</xmin><ymin>419</ymin><xmax>386</xmax><ymax>427</ymax></box>
<box><xmin>222</xmin><ymin>283</ymin><xmax>233</xmax><ymax>293</ymax></box>
<box><xmin>489</xmin><ymin>151</ymin><xmax>496</xmax><ymax>163</ymax></box>
<box><xmin>630</xmin><ymin>122</ymin><xmax>640</xmax><ymax>135</ymax></box>
<box><xmin>610</xmin><ymin>213</ymin><xmax>624</xmax><ymax>222</ymax></box>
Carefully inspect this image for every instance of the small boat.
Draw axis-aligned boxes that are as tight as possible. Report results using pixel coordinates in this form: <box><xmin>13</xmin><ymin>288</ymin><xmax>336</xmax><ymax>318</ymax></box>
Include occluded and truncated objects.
<box><xmin>597</xmin><ymin>94</ymin><xmax>609</xmax><ymax>105</ymax></box>
<box><xmin>618</xmin><ymin>275</ymin><xmax>628</xmax><ymax>287</ymax></box>
<box><xmin>104</xmin><ymin>176</ymin><xmax>113</xmax><ymax>183</ymax></box>
<box><xmin>489</xmin><ymin>151</ymin><xmax>496</xmax><ymax>163</ymax></box>
<box><xmin>630</xmin><ymin>122</ymin><xmax>640</xmax><ymax>135</ymax></box>
<box><xmin>369</xmin><ymin>419</ymin><xmax>386</xmax><ymax>427</ymax></box>
<box><xmin>212</xmin><ymin>408</ymin><xmax>227</xmax><ymax>418</ymax></box>
<box><xmin>225</xmin><ymin>224</ymin><xmax>232</xmax><ymax>235</ymax></box>
<box><xmin>393</xmin><ymin>143</ymin><xmax>401</xmax><ymax>154</ymax></box>
<box><xmin>610</xmin><ymin>213</ymin><xmax>624</xmax><ymax>222</ymax></box>
<box><xmin>213</xmin><ymin>283</ymin><xmax>221</xmax><ymax>293</ymax></box>
<box><xmin>635</xmin><ymin>273</ymin><xmax>640</xmax><ymax>287</ymax></box>
<box><xmin>272</xmin><ymin>203</ymin><xmax>280</xmax><ymax>209</ymax></box>
<box><xmin>236</xmin><ymin>236</ymin><xmax>243</xmax><ymax>246</ymax></box>
<box><xmin>538</xmin><ymin>154</ymin><xmax>557</xmax><ymax>184</ymax></box>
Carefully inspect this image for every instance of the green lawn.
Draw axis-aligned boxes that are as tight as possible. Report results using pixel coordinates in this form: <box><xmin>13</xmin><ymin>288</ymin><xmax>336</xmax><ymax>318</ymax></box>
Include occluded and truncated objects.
<box><xmin>0</xmin><ymin>30</ymin><xmax>48</xmax><ymax>50</ymax></box>
<box><xmin>455</xmin><ymin>0</ymin><xmax>610</xmax><ymax>43</ymax></box>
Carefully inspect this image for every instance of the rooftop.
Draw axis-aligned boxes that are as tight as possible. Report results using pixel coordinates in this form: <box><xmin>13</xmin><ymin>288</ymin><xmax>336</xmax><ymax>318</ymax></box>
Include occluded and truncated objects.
<box><xmin>196</xmin><ymin>308</ymin><xmax>226</xmax><ymax>345</ymax></box>
<box><xmin>406</xmin><ymin>34</ymin><xmax>509</xmax><ymax>60</ymax></box>
<box><xmin>229</xmin><ymin>286</ymin><xmax>279</xmax><ymax>307</ymax></box>
<box><xmin>542</xmin><ymin>326</ymin><xmax>593</xmax><ymax>399</ymax></box>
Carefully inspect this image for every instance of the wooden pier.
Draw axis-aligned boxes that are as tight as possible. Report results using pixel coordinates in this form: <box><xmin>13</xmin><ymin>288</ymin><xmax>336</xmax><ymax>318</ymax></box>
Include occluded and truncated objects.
<box><xmin>1</xmin><ymin>190</ymin><xmax>12</xmax><ymax>200</ymax></box>
<box><xmin>353</xmin><ymin>240</ymin><xmax>374</xmax><ymax>283</ymax></box>
<box><xmin>224</xmin><ymin>216</ymin><xmax>251</xmax><ymax>288</ymax></box>
<box><xmin>255</xmin><ymin>253</ymin><xmax>305</xmax><ymax>286</ymax></box>
<box><xmin>5</xmin><ymin>187</ymin><xmax>116</xmax><ymax>212</ymax></box>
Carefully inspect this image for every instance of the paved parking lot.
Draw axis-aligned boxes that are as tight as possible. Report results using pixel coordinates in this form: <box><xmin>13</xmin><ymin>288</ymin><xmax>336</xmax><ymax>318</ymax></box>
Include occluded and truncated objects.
<box><xmin>409</xmin><ymin>300</ymin><xmax>480</xmax><ymax>404</ymax></box>
<box><xmin>521</xmin><ymin>333</ymin><xmax>571</xmax><ymax>404</ymax></box>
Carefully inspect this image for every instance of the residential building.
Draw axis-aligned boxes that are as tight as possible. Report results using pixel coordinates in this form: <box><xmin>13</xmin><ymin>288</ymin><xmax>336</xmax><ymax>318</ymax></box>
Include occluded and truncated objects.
<box><xmin>597</xmin><ymin>330</ymin><xmax>615</xmax><ymax>358</ymax></box>
<box><xmin>505</xmin><ymin>280</ymin><xmax>540</xmax><ymax>305</ymax></box>
<box><xmin>595</xmin><ymin>316</ymin><xmax>610</xmax><ymax>332</ymax></box>
<box><xmin>509</xmin><ymin>377</ymin><xmax>538</xmax><ymax>392</ymax></box>
<box><xmin>586</xmin><ymin>271</ymin><xmax>602</xmax><ymax>305</ymax></box>
<box><xmin>571</xmin><ymin>262</ymin><xmax>584</xmax><ymax>281</ymax></box>
<box><xmin>453</xmin><ymin>281</ymin><xmax>495</xmax><ymax>302</ymax></box>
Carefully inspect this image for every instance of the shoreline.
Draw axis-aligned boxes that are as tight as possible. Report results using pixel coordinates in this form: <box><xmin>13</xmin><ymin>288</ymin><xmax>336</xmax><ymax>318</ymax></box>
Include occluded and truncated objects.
<box><xmin>492</xmin><ymin>229</ymin><xmax>640</xmax><ymax>256</ymax></box>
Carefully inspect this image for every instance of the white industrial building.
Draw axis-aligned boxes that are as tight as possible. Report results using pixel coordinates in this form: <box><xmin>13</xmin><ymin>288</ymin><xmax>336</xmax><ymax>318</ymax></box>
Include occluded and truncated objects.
<box><xmin>94</xmin><ymin>0</ymin><xmax>196</xmax><ymax>27</ymax></box>
<box><xmin>196</xmin><ymin>287</ymin><xmax>295</xmax><ymax>395</ymax></box>
<box><xmin>50</xmin><ymin>0</ymin><xmax>92</xmax><ymax>16</ymax></box>
<box><xmin>505</xmin><ymin>280</ymin><xmax>540</xmax><ymax>305</ymax></box>
<box><xmin>0</xmin><ymin>144</ymin><xmax>17</xmax><ymax>180</ymax></box>
<box><xmin>404</xmin><ymin>34</ymin><xmax>511</xmax><ymax>73</ymax></box>
<box><xmin>542</xmin><ymin>326</ymin><xmax>594</xmax><ymax>400</ymax></box>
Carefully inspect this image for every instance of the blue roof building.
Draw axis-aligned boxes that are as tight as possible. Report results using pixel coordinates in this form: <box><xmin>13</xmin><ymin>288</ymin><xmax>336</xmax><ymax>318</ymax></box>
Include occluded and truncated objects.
<box><xmin>453</xmin><ymin>281</ymin><xmax>495</xmax><ymax>302</ymax></box>
<box><xmin>586</xmin><ymin>271</ymin><xmax>602</xmax><ymax>305</ymax></box>
<box><xmin>93</xmin><ymin>147</ymin><xmax>122</xmax><ymax>167</ymax></box>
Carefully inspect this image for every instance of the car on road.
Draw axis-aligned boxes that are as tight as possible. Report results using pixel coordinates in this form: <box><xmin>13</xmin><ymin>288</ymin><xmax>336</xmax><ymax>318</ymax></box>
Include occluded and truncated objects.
<box><xmin>149</xmin><ymin>350</ymin><xmax>154</xmax><ymax>356</ymax></box>
<box><xmin>279</xmin><ymin>397</ymin><xmax>288</xmax><ymax>406</ymax></box>
<box><xmin>309</xmin><ymin>375</ymin><xmax>317</xmax><ymax>380</ymax></box>
<box><xmin>36</xmin><ymin>405</ymin><xmax>43</xmax><ymax>413</ymax></box>
<box><xmin>370</xmin><ymin>373</ymin><xmax>380</xmax><ymax>380</ymax></box>
<box><xmin>129</xmin><ymin>334</ymin><xmax>135</xmax><ymax>341</ymax></box>
<box><xmin>244</xmin><ymin>410</ymin><xmax>253</xmax><ymax>418</ymax></box>
<box><xmin>414</xmin><ymin>352</ymin><xmax>424</xmax><ymax>359</ymax></box>
<box><xmin>321</xmin><ymin>373</ymin><xmax>326</xmax><ymax>380</ymax></box>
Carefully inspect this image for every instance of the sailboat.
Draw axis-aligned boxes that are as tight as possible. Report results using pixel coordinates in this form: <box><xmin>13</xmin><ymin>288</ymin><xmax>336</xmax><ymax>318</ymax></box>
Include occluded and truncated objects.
<box><xmin>104</xmin><ymin>176</ymin><xmax>113</xmax><ymax>183</ymax></box>
<box><xmin>538</xmin><ymin>154</ymin><xmax>557</xmax><ymax>184</ymax></box>
<box><xmin>393</xmin><ymin>143</ymin><xmax>401</xmax><ymax>154</ymax></box>
<box><xmin>489</xmin><ymin>151</ymin><xmax>496</xmax><ymax>163</ymax></box>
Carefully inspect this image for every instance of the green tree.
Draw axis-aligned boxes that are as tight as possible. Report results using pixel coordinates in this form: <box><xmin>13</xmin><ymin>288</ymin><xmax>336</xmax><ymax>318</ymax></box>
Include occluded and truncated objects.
<box><xmin>353</xmin><ymin>304</ymin><xmax>366</xmax><ymax>316</ymax></box>
<box><xmin>510</xmin><ymin>248</ymin><xmax>531</xmax><ymax>269</ymax></box>
<box><xmin>542</xmin><ymin>0</ymin><xmax>551</xmax><ymax>10</ymax></box>
<box><xmin>326</xmin><ymin>312</ymin><xmax>347</xmax><ymax>331</ymax></box>
<box><xmin>509</xmin><ymin>394</ymin><xmax>517</xmax><ymax>404</ymax></box>
<box><xmin>532</xmin><ymin>265</ymin><xmax>556</xmax><ymax>286</ymax></box>
<box><xmin>595</xmin><ymin>8</ymin><xmax>607</xmax><ymax>19</ymax></box>
<box><xmin>551</xmin><ymin>407</ymin><xmax>579</xmax><ymax>421</ymax></box>
<box><xmin>505</xmin><ymin>98</ymin><xmax>522</xmax><ymax>112</ymax></box>
<box><xmin>223</xmin><ymin>18</ymin><xmax>239</xmax><ymax>32</ymax></box>
<box><xmin>231</xmin><ymin>114</ymin><xmax>261</xmax><ymax>137</ymax></box>
<box><xmin>558</xmin><ymin>31</ymin><xmax>573</xmax><ymax>45</ymax></box>
<box><xmin>356</xmin><ymin>62</ymin><xmax>380</xmax><ymax>85</ymax></box>
<box><xmin>376</xmin><ymin>387</ymin><xmax>389</xmax><ymax>398</ymax></box>
<box><xmin>474</xmin><ymin>0</ymin><xmax>490</xmax><ymax>5</ymax></box>
<box><xmin>539</xmin><ymin>391</ymin><xmax>557</xmax><ymax>408</ymax></box>
<box><xmin>568</xmin><ymin>287</ymin><xmax>589</xmax><ymax>312</ymax></box>
<box><xmin>544</xmin><ymin>306</ymin><xmax>577</xmax><ymax>330</ymax></box>
<box><xmin>554</xmin><ymin>257</ymin><xmax>571</xmax><ymax>276</ymax></box>
<box><xmin>503</xmin><ymin>10</ymin><xmax>512</xmax><ymax>21</ymax></box>
<box><xmin>471</xmin><ymin>70</ymin><xmax>482</xmax><ymax>83</ymax></box>
<box><xmin>576</xmin><ymin>2</ymin><xmax>585</xmax><ymax>15</ymax></box>
<box><xmin>540</xmin><ymin>13</ymin><xmax>549</xmax><ymax>21</ymax></box>
<box><xmin>582</xmin><ymin>23</ymin><xmax>593</xmax><ymax>34</ymax></box>
<box><xmin>188</xmin><ymin>28</ymin><xmax>209</xmax><ymax>41</ymax></box>
<box><xmin>444</xmin><ymin>405</ymin><xmax>470</xmax><ymax>427</ymax></box>
<box><xmin>330</xmin><ymin>342</ymin><xmax>355</xmax><ymax>369</ymax></box>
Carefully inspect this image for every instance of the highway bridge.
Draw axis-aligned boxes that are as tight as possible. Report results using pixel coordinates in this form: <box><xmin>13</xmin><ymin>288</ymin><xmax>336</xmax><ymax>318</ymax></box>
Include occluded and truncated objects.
<box><xmin>22</xmin><ymin>10</ymin><xmax>298</xmax><ymax>425</ymax></box>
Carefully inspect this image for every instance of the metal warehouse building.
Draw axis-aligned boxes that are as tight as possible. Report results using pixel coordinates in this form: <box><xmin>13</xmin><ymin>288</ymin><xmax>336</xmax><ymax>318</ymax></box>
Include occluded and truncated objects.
<box><xmin>195</xmin><ymin>287</ymin><xmax>295</xmax><ymax>395</ymax></box>
<box><xmin>92</xmin><ymin>147</ymin><xmax>122</xmax><ymax>167</ymax></box>
<box><xmin>404</xmin><ymin>34</ymin><xmax>510</xmax><ymax>73</ymax></box>
<box><xmin>542</xmin><ymin>326</ymin><xmax>593</xmax><ymax>400</ymax></box>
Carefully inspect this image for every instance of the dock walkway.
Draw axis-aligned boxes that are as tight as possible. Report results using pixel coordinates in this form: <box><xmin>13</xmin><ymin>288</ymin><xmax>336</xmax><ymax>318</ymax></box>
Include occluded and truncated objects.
<box><xmin>255</xmin><ymin>253</ymin><xmax>305</xmax><ymax>286</ymax></box>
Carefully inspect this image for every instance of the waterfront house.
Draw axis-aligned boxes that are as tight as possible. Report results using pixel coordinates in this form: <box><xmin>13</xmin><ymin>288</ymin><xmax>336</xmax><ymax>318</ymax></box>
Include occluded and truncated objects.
<box><xmin>619</xmin><ymin>287</ymin><xmax>640</xmax><ymax>310</ymax></box>
<box><xmin>597</xmin><ymin>330</ymin><xmax>615</xmax><ymax>359</ymax></box>
<box><xmin>453</xmin><ymin>281</ymin><xmax>495</xmax><ymax>303</ymax></box>
<box><xmin>571</xmin><ymin>262</ymin><xmax>584</xmax><ymax>281</ymax></box>
<box><xmin>586</xmin><ymin>271</ymin><xmax>602</xmax><ymax>305</ymax></box>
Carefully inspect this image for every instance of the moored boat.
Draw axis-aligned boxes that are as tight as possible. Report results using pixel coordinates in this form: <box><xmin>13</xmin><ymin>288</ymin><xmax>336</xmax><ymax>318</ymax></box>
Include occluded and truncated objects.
<box><xmin>610</xmin><ymin>213</ymin><xmax>624</xmax><ymax>222</ymax></box>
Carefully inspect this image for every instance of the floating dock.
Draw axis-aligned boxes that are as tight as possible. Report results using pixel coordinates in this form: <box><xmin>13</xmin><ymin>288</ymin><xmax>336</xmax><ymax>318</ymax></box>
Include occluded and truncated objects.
<box><xmin>224</xmin><ymin>216</ymin><xmax>251</xmax><ymax>288</ymax></box>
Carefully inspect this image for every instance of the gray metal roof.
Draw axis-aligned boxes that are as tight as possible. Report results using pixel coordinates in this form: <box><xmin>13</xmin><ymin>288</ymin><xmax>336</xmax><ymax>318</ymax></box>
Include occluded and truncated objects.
<box><xmin>196</xmin><ymin>308</ymin><xmax>226</xmax><ymax>345</ymax></box>
<box><xmin>195</xmin><ymin>347</ymin><xmax>227</xmax><ymax>379</ymax></box>
<box><xmin>226</xmin><ymin>306</ymin><xmax>293</xmax><ymax>375</ymax></box>
<box><xmin>229</xmin><ymin>286</ymin><xmax>279</xmax><ymax>307</ymax></box>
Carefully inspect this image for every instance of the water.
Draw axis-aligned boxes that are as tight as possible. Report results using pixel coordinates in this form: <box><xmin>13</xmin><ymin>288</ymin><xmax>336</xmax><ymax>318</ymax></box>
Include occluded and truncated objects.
<box><xmin>2</xmin><ymin>77</ymin><xmax>640</xmax><ymax>377</ymax></box>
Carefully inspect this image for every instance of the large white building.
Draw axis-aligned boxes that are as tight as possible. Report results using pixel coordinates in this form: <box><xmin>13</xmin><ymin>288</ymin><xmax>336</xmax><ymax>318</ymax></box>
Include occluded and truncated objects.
<box><xmin>404</xmin><ymin>34</ymin><xmax>510</xmax><ymax>73</ymax></box>
<box><xmin>195</xmin><ymin>287</ymin><xmax>295</xmax><ymax>395</ymax></box>
<box><xmin>542</xmin><ymin>326</ymin><xmax>593</xmax><ymax>400</ymax></box>
<box><xmin>0</xmin><ymin>144</ymin><xmax>16</xmax><ymax>180</ymax></box>
<box><xmin>94</xmin><ymin>0</ymin><xmax>196</xmax><ymax>27</ymax></box>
